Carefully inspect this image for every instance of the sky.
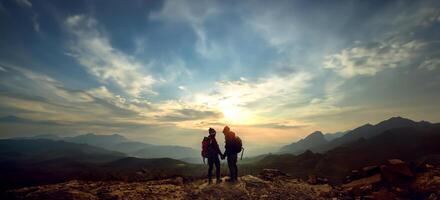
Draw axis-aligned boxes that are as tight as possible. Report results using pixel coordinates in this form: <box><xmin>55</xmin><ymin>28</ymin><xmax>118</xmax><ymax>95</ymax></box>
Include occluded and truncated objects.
<box><xmin>0</xmin><ymin>0</ymin><xmax>439</xmax><ymax>155</ymax></box>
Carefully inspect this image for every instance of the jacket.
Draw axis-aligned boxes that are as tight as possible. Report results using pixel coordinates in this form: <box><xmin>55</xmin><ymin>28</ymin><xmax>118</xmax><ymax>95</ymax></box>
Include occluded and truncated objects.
<box><xmin>207</xmin><ymin>135</ymin><xmax>222</xmax><ymax>158</ymax></box>
<box><xmin>224</xmin><ymin>134</ymin><xmax>237</xmax><ymax>156</ymax></box>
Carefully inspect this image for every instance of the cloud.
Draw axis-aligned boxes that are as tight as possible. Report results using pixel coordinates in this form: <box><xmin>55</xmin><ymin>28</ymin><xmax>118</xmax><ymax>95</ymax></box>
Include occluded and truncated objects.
<box><xmin>254</xmin><ymin>122</ymin><xmax>308</xmax><ymax>130</ymax></box>
<box><xmin>151</xmin><ymin>100</ymin><xmax>222</xmax><ymax>124</ymax></box>
<box><xmin>0</xmin><ymin>115</ymin><xmax>62</xmax><ymax>126</ymax></box>
<box><xmin>157</xmin><ymin>108</ymin><xmax>222</xmax><ymax>122</ymax></box>
<box><xmin>191</xmin><ymin>72</ymin><xmax>313</xmax><ymax>125</ymax></box>
<box><xmin>324</xmin><ymin>40</ymin><xmax>425</xmax><ymax>78</ymax></box>
<box><xmin>0</xmin><ymin>65</ymin><xmax>145</xmax><ymax>126</ymax></box>
<box><xmin>150</xmin><ymin>0</ymin><xmax>222</xmax><ymax>58</ymax></box>
<box><xmin>65</xmin><ymin>15</ymin><xmax>156</xmax><ymax>98</ymax></box>
<box><xmin>13</xmin><ymin>0</ymin><xmax>40</xmax><ymax>33</ymax></box>
<box><xmin>418</xmin><ymin>58</ymin><xmax>440</xmax><ymax>71</ymax></box>
<box><xmin>195</xmin><ymin>72</ymin><xmax>313</xmax><ymax>109</ymax></box>
<box><xmin>247</xmin><ymin>8</ymin><xmax>299</xmax><ymax>53</ymax></box>
<box><xmin>32</xmin><ymin>13</ymin><xmax>40</xmax><ymax>33</ymax></box>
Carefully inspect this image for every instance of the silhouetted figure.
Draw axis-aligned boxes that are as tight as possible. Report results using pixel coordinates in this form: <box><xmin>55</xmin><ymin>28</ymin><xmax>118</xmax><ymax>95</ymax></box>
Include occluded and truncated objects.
<box><xmin>202</xmin><ymin>128</ymin><xmax>223</xmax><ymax>184</ymax></box>
<box><xmin>222</xmin><ymin>126</ymin><xmax>242</xmax><ymax>182</ymax></box>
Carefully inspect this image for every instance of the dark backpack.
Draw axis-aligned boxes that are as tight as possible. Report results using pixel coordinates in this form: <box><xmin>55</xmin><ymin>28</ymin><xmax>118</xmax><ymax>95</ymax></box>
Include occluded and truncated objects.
<box><xmin>201</xmin><ymin>137</ymin><xmax>210</xmax><ymax>158</ymax></box>
<box><xmin>230</xmin><ymin>136</ymin><xmax>243</xmax><ymax>154</ymax></box>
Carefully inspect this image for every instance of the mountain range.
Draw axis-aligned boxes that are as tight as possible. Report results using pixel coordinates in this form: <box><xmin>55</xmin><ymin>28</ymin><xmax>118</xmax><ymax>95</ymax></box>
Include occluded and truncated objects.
<box><xmin>1</xmin><ymin>116</ymin><xmax>439</xmax><ymax>192</ymax></box>
<box><xmin>279</xmin><ymin>116</ymin><xmax>437</xmax><ymax>154</ymax></box>
<box><xmin>24</xmin><ymin>133</ymin><xmax>199</xmax><ymax>161</ymax></box>
<box><xmin>253</xmin><ymin>122</ymin><xmax>440</xmax><ymax>183</ymax></box>
<box><xmin>279</xmin><ymin>131</ymin><xmax>328</xmax><ymax>154</ymax></box>
<box><xmin>0</xmin><ymin>138</ymin><xmax>202</xmax><ymax>191</ymax></box>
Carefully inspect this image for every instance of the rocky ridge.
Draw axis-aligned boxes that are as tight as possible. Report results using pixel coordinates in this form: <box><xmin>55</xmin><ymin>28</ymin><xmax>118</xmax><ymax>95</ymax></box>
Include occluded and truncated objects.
<box><xmin>3</xmin><ymin>162</ymin><xmax>440</xmax><ymax>200</ymax></box>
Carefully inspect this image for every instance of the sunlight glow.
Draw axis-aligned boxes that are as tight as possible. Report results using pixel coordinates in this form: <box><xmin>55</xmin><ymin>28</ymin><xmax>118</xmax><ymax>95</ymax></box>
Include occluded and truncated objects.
<box><xmin>220</xmin><ymin>105</ymin><xmax>253</xmax><ymax>125</ymax></box>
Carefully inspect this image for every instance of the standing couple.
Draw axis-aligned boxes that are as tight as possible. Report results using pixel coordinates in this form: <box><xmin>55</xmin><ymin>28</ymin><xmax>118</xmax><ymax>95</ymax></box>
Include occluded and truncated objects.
<box><xmin>201</xmin><ymin>126</ymin><xmax>243</xmax><ymax>184</ymax></box>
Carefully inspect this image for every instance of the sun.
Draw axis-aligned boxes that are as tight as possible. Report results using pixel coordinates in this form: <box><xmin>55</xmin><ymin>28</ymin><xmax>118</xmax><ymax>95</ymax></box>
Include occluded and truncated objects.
<box><xmin>221</xmin><ymin>105</ymin><xmax>252</xmax><ymax>124</ymax></box>
<box><xmin>222</xmin><ymin>107</ymin><xmax>240</xmax><ymax>122</ymax></box>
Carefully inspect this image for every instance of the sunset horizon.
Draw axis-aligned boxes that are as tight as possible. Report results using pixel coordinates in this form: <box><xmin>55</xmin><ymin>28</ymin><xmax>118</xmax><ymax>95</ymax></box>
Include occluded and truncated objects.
<box><xmin>2</xmin><ymin>0</ymin><xmax>439</xmax><ymax>155</ymax></box>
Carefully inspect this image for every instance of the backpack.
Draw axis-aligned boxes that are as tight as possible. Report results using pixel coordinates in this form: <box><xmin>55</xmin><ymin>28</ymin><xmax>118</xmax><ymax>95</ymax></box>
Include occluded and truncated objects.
<box><xmin>201</xmin><ymin>137</ymin><xmax>210</xmax><ymax>158</ymax></box>
<box><xmin>230</xmin><ymin>136</ymin><xmax>243</xmax><ymax>154</ymax></box>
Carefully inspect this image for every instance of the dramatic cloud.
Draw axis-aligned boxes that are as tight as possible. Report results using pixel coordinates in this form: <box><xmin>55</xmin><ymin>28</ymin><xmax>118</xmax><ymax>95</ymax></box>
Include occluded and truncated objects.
<box><xmin>1</xmin><ymin>0</ymin><xmax>439</xmax><ymax>153</ymax></box>
<box><xmin>157</xmin><ymin>108</ymin><xmax>222</xmax><ymax>122</ymax></box>
<box><xmin>254</xmin><ymin>122</ymin><xmax>308</xmax><ymax>130</ymax></box>
<box><xmin>0</xmin><ymin>65</ymin><xmax>141</xmax><ymax>125</ymax></box>
<box><xmin>150</xmin><ymin>0</ymin><xmax>222</xmax><ymax>58</ymax></box>
<box><xmin>324</xmin><ymin>40</ymin><xmax>425</xmax><ymax>78</ymax></box>
<box><xmin>418</xmin><ymin>58</ymin><xmax>440</xmax><ymax>71</ymax></box>
<box><xmin>193</xmin><ymin>72</ymin><xmax>313</xmax><ymax>124</ymax></box>
<box><xmin>65</xmin><ymin>15</ymin><xmax>156</xmax><ymax>97</ymax></box>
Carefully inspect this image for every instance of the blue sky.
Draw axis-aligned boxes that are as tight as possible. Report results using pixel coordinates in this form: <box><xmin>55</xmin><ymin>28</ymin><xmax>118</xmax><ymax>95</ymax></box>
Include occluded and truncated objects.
<box><xmin>0</xmin><ymin>0</ymin><xmax>439</xmax><ymax>155</ymax></box>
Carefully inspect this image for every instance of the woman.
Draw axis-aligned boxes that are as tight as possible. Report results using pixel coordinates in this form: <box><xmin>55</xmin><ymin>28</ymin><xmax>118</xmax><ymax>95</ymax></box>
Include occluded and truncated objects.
<box><xmin>206</xmin><ymin>128</ymin><xmax>223</xmax><ymax>184</ymax></box>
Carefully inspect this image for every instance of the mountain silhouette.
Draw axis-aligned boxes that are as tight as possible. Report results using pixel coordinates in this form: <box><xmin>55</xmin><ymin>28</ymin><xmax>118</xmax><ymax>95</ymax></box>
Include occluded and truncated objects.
<box><xmin>323</xmin><ymin>131</ymin><xmax>346</xmax><ymax>141</ymax></box>
<box><xmin>24</xmin><ymin>133</ymin><xmax>199</xmax><ymax>161</ymax></box>
<box><xmin>0</xmin><ymin>139</ymin><xmax>200</xmax><ymax>191</ymax></box>
<box><xmin>279</xmin><ymin>131</ymin><xmax>328</xmax><ymax>154</ymax></box>
<box><xmin>0</xmin><ymin>139</ymin><xmax>124</xmax><ymax>163</ymax></box>
<box><xmin>1</xmin><ymin>116</ymin><xmax>439</xmax><ymax>198</ymax></box>
<box><xmin>256</xmin><ymin>124</ymin><xmax>440</xmax><ymax>183</ymax></box>
<box><xmin>65</xmin><ymin>134</ymin><xmax>199</xmax><ymax>160</ymax></box>
<box><xmin>64</xmin><ymin>133</ymin><xmax>129</xmax><ymax>148</ymax></box>
<box><xmin>310</xmin><ymin>116</ymin><xmax>434</xmax><ymax>153</ymax></box>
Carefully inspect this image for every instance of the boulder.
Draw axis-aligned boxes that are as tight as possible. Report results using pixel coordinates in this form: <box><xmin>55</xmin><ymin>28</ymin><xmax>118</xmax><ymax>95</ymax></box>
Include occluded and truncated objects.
<box><xmin>380</xmin><ymin>159</ymin><xmax>414</xmax><ymax>182</ymax></box>
<box><xmin>259</xmin><ymin>169</ymin><xmax>287</xmax><ymax>180</ymax></box>
<box><xmin>411</xmin><ymin>167</ymin><xmax>440</xmax><ymax>195</ymax></box>
<box><xmin>342</xmin><ymin>174</ymin><xmax>381</xmax><ymax>190</ymax></box>
<box><xmin>349</xmin><ymin>184</ymin><xmax>373</xmax><ymax>196</ymax></box>
<box><xmin>241</xmin><ymin>175</ymin><xmax>269</xmax><ymax>188</ymax></box>
<box><xmin>362</xmin><ymin>165</ymin><xmax>380</xmax><ymax>177</ymax></box>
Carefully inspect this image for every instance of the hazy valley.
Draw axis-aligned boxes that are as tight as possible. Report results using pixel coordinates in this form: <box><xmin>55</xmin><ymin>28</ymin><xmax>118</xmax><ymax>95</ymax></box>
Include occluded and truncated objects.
<box><xmin>1</xmin><ymin>117</ymin><xmax>440</xmax><ymax>199</ymax></box>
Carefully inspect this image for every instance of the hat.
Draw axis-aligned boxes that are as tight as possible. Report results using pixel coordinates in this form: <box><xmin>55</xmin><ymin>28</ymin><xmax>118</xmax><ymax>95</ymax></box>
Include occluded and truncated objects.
<box><xmin>223</xmin><ymin>126</ymin><xmax>230</xmax><ymax>133</ymax></box>
<box><xmin>208</xmin><ymin>128</ymin><xmax>216</xmax><ymax>135</ymax></box>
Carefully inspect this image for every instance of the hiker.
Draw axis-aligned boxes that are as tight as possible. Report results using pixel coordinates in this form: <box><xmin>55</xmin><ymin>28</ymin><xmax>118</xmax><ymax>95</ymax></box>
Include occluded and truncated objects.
<box><xmin>221</xmin><ymin>126</ymin><xmax>243</xmax><ymax>182</ymax></box>
<box><xmin>201</xmin><ymin>128</ymin><xmax>223</xmax><ymax>184</ymax></box>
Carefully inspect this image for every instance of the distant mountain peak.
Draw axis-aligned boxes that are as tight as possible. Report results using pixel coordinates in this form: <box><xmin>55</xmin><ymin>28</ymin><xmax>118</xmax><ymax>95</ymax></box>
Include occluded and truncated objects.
<box><xmin>360</xmin><ymin>123</ymin><xmax>373</xmax><ymax>128</ymax></box>
<box><xmin>309</xmin><ymin>131</ymin><xmax>323</xmax><ymax>136</ymax></box>
<box><xmin>77</xmin><ymin>133</ymin><xmax>126</xmax><ymax>139</ymax></box>
<box><xmin>305</xmin><ymin>131</ymin><xmax>325</xmax><ymax>141</ymax></box>
<box><xmin>382</xmin><ymin>116</ymin><xmax>414</xmax><ymax>123</ymax></box>
<box><xmin>376</xmin><ymin>116</ymin><xmax>416</xmax><ymax>128</ymax></box>
<box><xmin>279</xmin><ymin>130</ymin><xmax>328</xmax><ymax>154</ymax></box>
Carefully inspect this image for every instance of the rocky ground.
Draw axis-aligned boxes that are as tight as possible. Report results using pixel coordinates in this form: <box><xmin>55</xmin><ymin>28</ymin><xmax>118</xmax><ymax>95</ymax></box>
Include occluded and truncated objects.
<box><xmin>3</xmin><ymin>160</ymin><xmax>440</xmax><ymax>200</ymax></box>
<box><xmin>2</xmin><ymin>175</ymin><xmax>334</xmax><ymax>199</ymax></box>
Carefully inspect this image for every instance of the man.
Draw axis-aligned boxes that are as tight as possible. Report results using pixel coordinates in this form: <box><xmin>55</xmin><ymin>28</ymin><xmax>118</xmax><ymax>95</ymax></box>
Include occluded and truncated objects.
<box><xmin>222</xmin><ymin>126</ymin><xmax>241</xmax><ymax>182</ymax></box>
<box><xmin>205</xmin><ymin>128</ymin><xmax>223</xmax><ymax>184</ymax></box>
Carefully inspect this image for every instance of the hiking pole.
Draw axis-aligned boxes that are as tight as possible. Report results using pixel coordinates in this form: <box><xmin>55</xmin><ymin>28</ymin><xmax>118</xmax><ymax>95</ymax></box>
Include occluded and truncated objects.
<box><xmin>240</xmin><ymin>148</ymin><xmax>244</xmax><ymax>160</ymax></box>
